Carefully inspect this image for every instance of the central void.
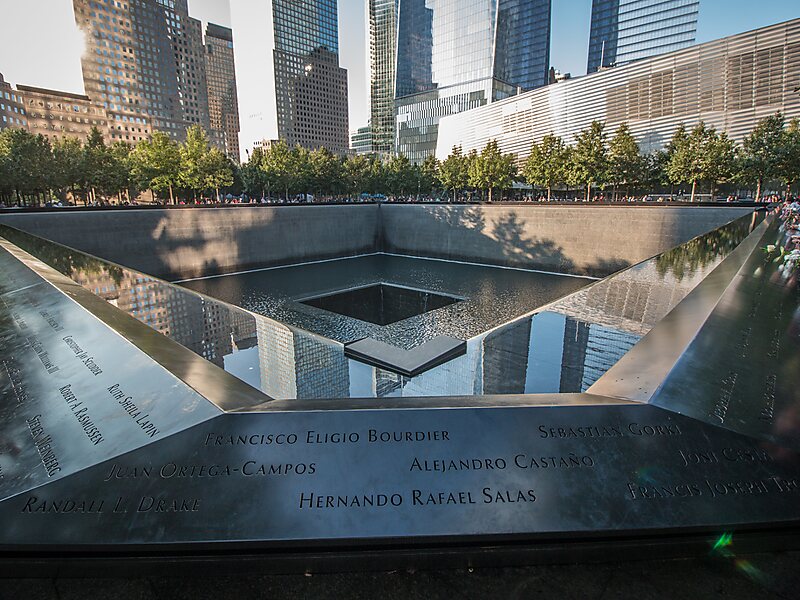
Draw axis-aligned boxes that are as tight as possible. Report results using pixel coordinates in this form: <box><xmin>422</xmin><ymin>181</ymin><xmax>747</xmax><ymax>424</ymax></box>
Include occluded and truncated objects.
<box><xmin>181</xmin><ymin>254</ymin><xmax>590</xmax><ymax>349</ymax></box>
<box><xmin>301</xmin><ymin>283</ymin><xmax>460</xmax><ymax>326</ymax></box>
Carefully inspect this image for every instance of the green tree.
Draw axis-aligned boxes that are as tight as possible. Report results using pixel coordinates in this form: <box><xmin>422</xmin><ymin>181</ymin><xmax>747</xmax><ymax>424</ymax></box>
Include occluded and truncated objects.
<box><xmin>262</xmin><ymin>140</ymin><xmax>294</xmax><ymax>201</ymax></box>
<box><xmin>51</xmin><ymin>137</ymin><xmax>84</xmax><ymax>203</ymax></box>
<box><xmin>0</xmin><ymin>128</ymin><xmax>53</xmax><ymax>206</ymax></box>
<box><xmin>643</xmin><ymin>150</ymin><xmax>670</xmax><ymax>194</ymax></box>
<box><xmin>291</xmin><ymin>145</ymin><xmax>312</xmax><ymax>200</ymax></box>
<box><xmin>241</xmin><ymin>147</ymin><xmax>270</xmax><ymax>199</ymax></box>
<box><xmin>0</xmin><ymin>138</ymin><xmax>11</xmax><ymax>205</ymax></box>
<box><xmin>704</xmin><ymin>130</ymin><xmax>737</xmax><ymax>199</ymax></box>
<box><xmin>309</xmin><ymin>147</ymin><xmax>344</xmax><ymax>198</ymax></box>
<box><xmin>180</xmin><ymin>125</ymin><xmax>212</xmax><ymax>201</ymax></box>
<box><xmin>608</xmin><ymin>123</ymin><xmax>643</xmax><ymax>199</ymax></box>
<box><xmin>83</xmin><ymin>126</ymin><xmax>113</xmax><ymax>203</ymax></box>
<box><xmin>107</xmin><ymin>141</ymin><xmax>135</xmax><ymax>203</ymax></box>
<box><xmin>201</xmin><ymin>148</ymin><xmax>234</xmax><ymax>202</ymax></box>
<box><xmin>130</xmin><ymin>131</ymin><xmax>180</xmax><ymax>203</ymax></box>
<box><xmin>778</xmin><ymin>118</ymin><xmax>800</xmax><ymax>197</ymax></box>
<box><xmin>437</xmin><ymin>146</ymin><xmax>469</xmax><ymax>202</ymax></box>
<box><xmin>522</xmin><ymin>134</ymin><xmax>568</xmax><ymax>201</ymax></box>
<box><xmin>366</xmin><ymin>155</ymin><xmax>387</xmax><ymax>195</ymax></box>
<box><xmin>343</xmin><ymin>154</ymin><xmax>370</xmax><ymax>197</ymax></box>
<box><xmin>740</xmin><ymin>113</ymin><xmax>785</xmax><ymax>200</ymax></box>
<box><xmin>469</xmin><ymin>140</ymin><xmax>516</xmax><ymax>202</ymax></box>
<box><xmin>667</xmin><ymin>122</ymin><xmax>735</xmax><ymax>201</ymax></box>
<box><xmin>569</xmin><ymin>121</ymin><xmax>609</xmax><ymax>201</ymax></box>
<box><xmin>418</xmin><ymin>154</ymin><xmax>439</xmax><ymax>198</ymax></box>
<box><xmin>386</xmin><ymin>153</ymin><xmax>414</xmax><ymax>197</ymax></box>
<box><xmin>666</xmin><ymin>124</ymin><xmax>701</xmax><ymax>201</ymax></box>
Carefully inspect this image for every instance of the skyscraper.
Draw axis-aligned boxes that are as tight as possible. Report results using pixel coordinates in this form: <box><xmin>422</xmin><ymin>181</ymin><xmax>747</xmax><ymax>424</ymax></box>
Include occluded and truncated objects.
<box><xmin>587</xmin><ymin>0</ymin><xmax>700</xmax><ymax>73</ymax></box>
<box><xmin>204</xmin><ymin>23</ymin><xmax>241</xmax><ymax>161</ymax></box>
<box><xmin>271</xmin><ymin>0</ymin><xmax>349</xmax><ymax>154</ymax></box>
<box><xmin>368</xmin><ymin>0</ymin><xmax>398</xmax><ymax>155</ymax></box>
<box><xmin>388</xmin><ymin>0</ymin><xmax>551</xmax><ymax>162</ymax></box>
<box><xmin>72</xmin><ymin>0</ymin><xmax>213</xmax><ymax>144</ymax></box>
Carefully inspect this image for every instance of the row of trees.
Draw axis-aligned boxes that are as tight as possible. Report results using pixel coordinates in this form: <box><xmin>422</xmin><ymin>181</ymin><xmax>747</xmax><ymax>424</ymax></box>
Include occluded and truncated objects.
<box><xmin>240</xmin><ymin>142</ymin><xmax>441</xmax><ymax>201</ymax></box>
<box><xmin>0</xmin><ymin>125</ymin><xmax>234</xmax><ymax>206</ymax></box>
<box><xmin>2</xmin><ymin>114</ymin><xmax>799</xmax><ymax>206</ymax></box>
<box><xmin>520</xmin><ymin>115</ymin><xmax>800</xmax><ymax>202</ymax></box>
<box><xmin>242</xmin><ymin>113</ymin><xmax>800</xmax><ymax>202</ymax></box>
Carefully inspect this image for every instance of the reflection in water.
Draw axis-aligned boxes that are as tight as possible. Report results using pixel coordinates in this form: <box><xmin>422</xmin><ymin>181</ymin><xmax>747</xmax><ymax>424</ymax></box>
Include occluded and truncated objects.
<box><xmin>648</xmin><ymin>211</ymin><xmax>800</xmax><ymax>449</ymax></box>
<box><xmin>0</xmin><ymin>213</ymin><xmax>761</xmax><ymax>401</ymax></box>
<box><xmin>654</xmin><ymin>216</ymin><xmax>754</xmax><ymax>281</ymax></box>
<box><xmin>549</xmin><ymin>214</ymin><xmax>760</xmax><ymax>336</ymax></box>
<box><xmin>180</xmin><ymin>254</ymin><xmax>590</xmax><ymax>349</ymax></box>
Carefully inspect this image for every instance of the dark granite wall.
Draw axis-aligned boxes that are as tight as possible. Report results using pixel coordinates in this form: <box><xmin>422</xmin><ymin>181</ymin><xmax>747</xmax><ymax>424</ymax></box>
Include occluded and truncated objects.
<box><xmin>379</xmin><ymin>204</ymin><xmax>754</xmax><ymax>277</ymax></box>
<box><xmin>0</xmin><ymin>204</ymin><xmax>752</xmax><ymax>280</ymax></box>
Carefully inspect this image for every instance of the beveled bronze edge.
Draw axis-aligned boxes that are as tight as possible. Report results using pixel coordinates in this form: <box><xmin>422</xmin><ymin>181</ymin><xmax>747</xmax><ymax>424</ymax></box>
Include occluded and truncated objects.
<box><xmin>0</xmin><ymin>236</ymin><xmax>271</xmax><ymax>413</ymax></box>
<box><xmin>587</xmin><ymin>215</ymin><xmax>773</xmax><ymax>403</ymax></box>
<box><xmin>234</xmin><ymin>392</ymin><xmax>640</xmax><ymax>413</ymax></box>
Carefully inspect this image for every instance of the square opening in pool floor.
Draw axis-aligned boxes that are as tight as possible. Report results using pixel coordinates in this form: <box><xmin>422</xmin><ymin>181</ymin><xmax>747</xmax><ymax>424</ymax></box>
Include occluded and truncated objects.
<box><xmin>301</xmin><ymin>283</ymin><xmax>461</xmax><ymax>326</ymax></box>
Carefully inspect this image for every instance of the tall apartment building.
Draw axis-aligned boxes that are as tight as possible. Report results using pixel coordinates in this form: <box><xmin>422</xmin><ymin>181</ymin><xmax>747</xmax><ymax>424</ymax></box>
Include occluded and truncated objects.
<box><xmin>587</xmin><ymin>0</ymin><xmax>700</xmax><ymax>73</ymax></box>
<box><xmin>389</xmin><ymin>0</ymin><xmax>552</xmax><ymax>163</ymax></box>
<box><xmin>204</xmin><ymin>23</ymin><xmax>240</xmax><ymax>161</ymax></box>
<box><xmin>18</xmin><ymin>85</ymin><xmax>110</xmax><ymax>142</ymax></box>
<box><xmin>0</xmin><ymin>73</ymin><xmax>26</xmax><ymax>131</ymax></box>
<box><xmin>271</xmin><ymin>0</ymin><xmax>349</xmax><ymax>154</ymax></box>
<box><xmin>72</xmin><ymin>0</ymin><xmax>219</xmax><ymax>145</ymax></box>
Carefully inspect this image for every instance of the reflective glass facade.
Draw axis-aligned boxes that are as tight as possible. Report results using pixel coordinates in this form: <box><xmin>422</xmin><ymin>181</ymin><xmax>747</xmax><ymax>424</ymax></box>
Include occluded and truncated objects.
<box><xmin>494</xmin><ymin>0</ymin><xmax>552</xmax><ymax>91</ymax></box>
<box><xmin>438</xmin><ymin>19</ymin><xmax>800</xmax><ymax>163</ymax></box>
<box><xmin>369</xmin><ymin>0</ymin><xmax>399</xmax><ymax>154</ymax></box>
<box><xmin>588</xmin><ymin>0</ymin><xmax>699</xmax><ymax>73</ymax></box>
<box><xmin>205</xmin><ymin>24</ymin><xmax>241</xmax><ymax>161</ymax></box>
<box><xmin>272</xmin><ymin>0</ymin><xmax>349</xmax><ymax>153</ymax></box>
<box><xmin>390</xmin><ymin>0</ymin><xmax>551</xmax><ymax>162</ymax></box>
<box><xmin>396</xmin><ymin>79</ymin><xmax>515</xmax><ymax>163</ymax></box>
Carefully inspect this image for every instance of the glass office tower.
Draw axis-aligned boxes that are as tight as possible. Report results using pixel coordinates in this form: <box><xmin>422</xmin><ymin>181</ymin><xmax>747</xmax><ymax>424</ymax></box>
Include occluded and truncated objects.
<box><xmin>205</xmin><ymin>24</ymin><xmax>241</xmax><ymax>162</ymax></box>
<box><xmin>437</xmin><ymin>18</ymin><xmax>800</xmax><ymax>163</ymax></box>
<box><xmin>272</xmin><ymin>0</ymin><xmax>349</xmax><ymax>154</ymax></box>
<box><xmin>379</xmin><ymin>0</ymin><xmax>550</xmax><ymax>162</ymax></box>
<box><xmin>587</xmin><ymin>0</ymin><xmax>699</xmax><ymax>73</ymax></box>
<box><xmin>369</xmin><ymin>0</ymin><xmax>399</xmax><ymax>155</ymax></box>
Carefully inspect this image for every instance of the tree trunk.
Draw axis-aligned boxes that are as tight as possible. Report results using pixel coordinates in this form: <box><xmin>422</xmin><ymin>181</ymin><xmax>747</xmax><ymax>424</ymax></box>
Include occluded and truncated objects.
<box><xmin>690</xmin><ymin>179</ymin><xmax>697</xmax><ymax>203</ymax></box>
<box><xmin>453</xmin><ymin>188</ymin><xmax>457</xmax><ymax>203</ymax></box>
<box><xmin>285</xmin><ymin>186</ymin><xmax>289</xmax><ymax>202</ymax></box>
<box><xmin>547</xmin><ymin>185</ymin><xmax>551</xmax><ymax>202</ymax></box>
<box><xmin>488</xmin><ymin>187</ymin><xmax>493</xmax><ymax>203</ymax></box>
<box><xmin>586</xmin><ymin>182</ymin><xmax>591</xmax><ymax>202</ymax></box>
<box><xmin>168</xmin><ymin>184</ymin><xmax>175</xmax><ymax>205</ymax></box>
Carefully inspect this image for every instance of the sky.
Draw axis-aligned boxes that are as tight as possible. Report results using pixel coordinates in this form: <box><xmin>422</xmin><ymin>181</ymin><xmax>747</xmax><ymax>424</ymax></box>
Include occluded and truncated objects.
<box><xmin>0</xmin><ymin>0</ymin><xmax>798</xmax><ymax>160</ymax></box>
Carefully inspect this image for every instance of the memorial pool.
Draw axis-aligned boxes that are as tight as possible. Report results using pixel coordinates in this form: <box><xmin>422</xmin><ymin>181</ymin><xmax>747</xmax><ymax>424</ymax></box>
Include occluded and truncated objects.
<box><xmin>1</xmin><ymin>204</ymin><xmax>798</xmax><ymax>572</ymax></box>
